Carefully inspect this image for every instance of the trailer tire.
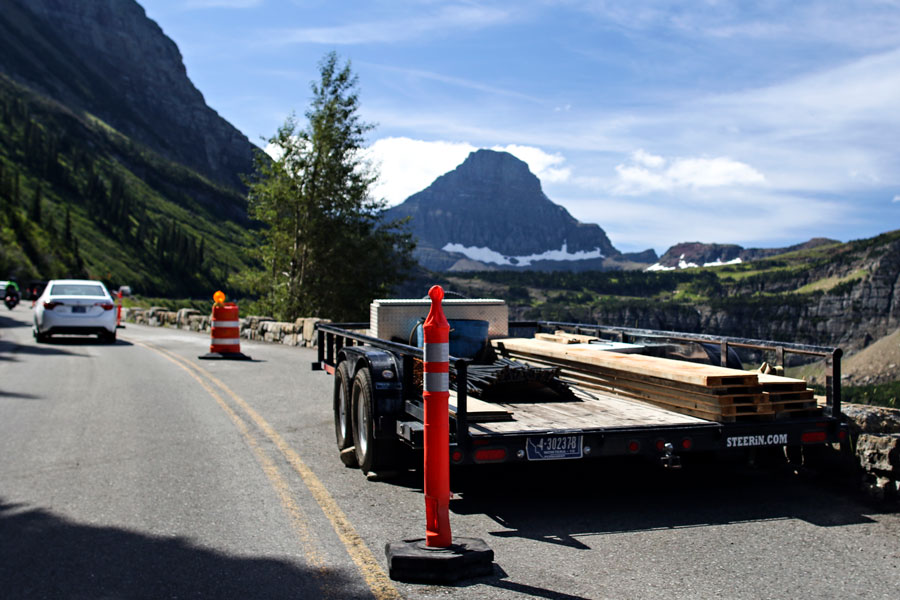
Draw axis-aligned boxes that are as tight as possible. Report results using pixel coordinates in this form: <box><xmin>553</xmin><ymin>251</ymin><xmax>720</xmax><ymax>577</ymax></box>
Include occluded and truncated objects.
<box><xmin>352</xmin><ymin>367</ymin><xmax>399</xmax><ymax>474</ymax></box>
<box><xmin>333</xmin><ymin>362</ymin><xmax>354</xmax><ymax>451</ymax></box>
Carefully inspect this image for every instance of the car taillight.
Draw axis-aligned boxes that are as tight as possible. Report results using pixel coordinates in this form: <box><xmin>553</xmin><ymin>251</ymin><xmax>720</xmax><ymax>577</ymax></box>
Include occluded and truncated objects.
<box><xmin>43</xmin><ymin>301</ymin><xmax>61</xmax><ymax>310</ymax></box>
<box><xmin>96</xmin><ymin>303</ymin><xmax>115</xmax><ymax>310</ymax></box>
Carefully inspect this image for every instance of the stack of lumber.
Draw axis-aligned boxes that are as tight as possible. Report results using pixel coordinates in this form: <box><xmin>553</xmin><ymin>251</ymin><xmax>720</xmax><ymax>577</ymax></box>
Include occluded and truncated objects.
<box><xmin>492</xmin><ymin>337</ymin><xmax>822</xmax><ymax>422</ymax></box>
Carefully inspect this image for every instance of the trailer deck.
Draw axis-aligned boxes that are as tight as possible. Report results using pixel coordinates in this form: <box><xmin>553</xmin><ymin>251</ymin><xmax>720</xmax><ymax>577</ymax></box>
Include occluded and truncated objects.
<box><xmin>467</xmin><ymin>387</ymin><xmax>709</xmax><ymax>435</ymax></box>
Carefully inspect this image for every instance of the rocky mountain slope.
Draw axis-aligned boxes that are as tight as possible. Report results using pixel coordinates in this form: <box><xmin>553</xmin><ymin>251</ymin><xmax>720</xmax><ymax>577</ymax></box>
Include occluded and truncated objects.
<box><xmin>0</xmin><ymin>0</ymin><xmax>256</xmax><ymax>192</ymax></box>
<box><xmin>0</xmin><ymin>0</ymin><xmax>257</xmax><ymax>294</ymax></box>
<box><xmin>385</xmin><ymin>149</ymin><xmax>656</xmax><ymax>272</ymax></box>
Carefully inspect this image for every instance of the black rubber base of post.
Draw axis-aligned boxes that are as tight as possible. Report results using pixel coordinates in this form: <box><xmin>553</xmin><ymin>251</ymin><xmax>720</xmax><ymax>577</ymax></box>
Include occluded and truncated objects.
<box><xmin>197</xmin><ymin>352</ymin><xmax>252</xmax><ymax>360</ymax></box>
<box><xmin>385</xmin><ymin>537</ymin><xmax>493</xmax><ymax>583</ymax></box>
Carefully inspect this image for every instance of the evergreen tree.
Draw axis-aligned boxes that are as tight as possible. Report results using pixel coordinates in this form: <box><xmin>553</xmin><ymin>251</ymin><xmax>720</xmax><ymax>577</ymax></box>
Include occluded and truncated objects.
<box><xmin>246</xmin><ymin>52</ymin><xmax>414</xmax><ymax>321</ymax></box>
<box><xmin>64</xmin><ymin>207</ymin><xmax>72</xmax><ymax>245</ymax></box>
<box><xmin>30</xmin><ymin>184</ymin><xmax>42</xmax><ymax>224</ymax></box>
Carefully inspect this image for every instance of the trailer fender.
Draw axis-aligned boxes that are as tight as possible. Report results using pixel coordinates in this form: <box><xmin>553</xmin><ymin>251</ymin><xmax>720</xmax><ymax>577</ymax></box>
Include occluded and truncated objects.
<box><xmin>338</xmin><ymin>347</ymin><xmax>403</xmax><ymax>437</ymax></box>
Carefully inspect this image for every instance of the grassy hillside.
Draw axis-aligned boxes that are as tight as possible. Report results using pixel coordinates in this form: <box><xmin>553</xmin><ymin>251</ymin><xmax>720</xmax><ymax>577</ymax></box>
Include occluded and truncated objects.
<box><xmin>0</xmin><ymin>74</ymin><xmax>255</xmax><ymax>296</ymax></box>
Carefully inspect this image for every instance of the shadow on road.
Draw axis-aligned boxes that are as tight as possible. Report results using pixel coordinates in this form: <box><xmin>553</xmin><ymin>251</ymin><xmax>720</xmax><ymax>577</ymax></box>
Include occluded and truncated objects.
<box><xmin>43</xmin><ymin>336</ymin><xmax>134</xmax><ymax>347</ymax></box>
<box><xmin>0</xmin><ymin>339</ymin><xmax>84</xmax><ymax>361</ymax></box>
<box><xmin>0</xmin><ymin>314</ymin><xmax>28</xmax><ymax>329</ymax></box>
<box><xmin>0</xmin><ymin>390</ymin><xmax>43</xmax><ymax>400</ymax></box>
<box><xmin>0</xmin><ymin>499</ymin><xmax>365</xmax><ymax>600</ymax></box>
<box><xmin>449</xmin><ymin>457</ymin><xmax>887</xmax><ymax>549</ymax></box>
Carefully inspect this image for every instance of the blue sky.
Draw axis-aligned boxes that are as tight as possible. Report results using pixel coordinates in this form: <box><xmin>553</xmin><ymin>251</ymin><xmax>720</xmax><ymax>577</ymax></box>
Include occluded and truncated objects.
<box><xmin>139</xmin><ymin>0</ymin><xmax>900</xmax><ymax>254</ymax></box>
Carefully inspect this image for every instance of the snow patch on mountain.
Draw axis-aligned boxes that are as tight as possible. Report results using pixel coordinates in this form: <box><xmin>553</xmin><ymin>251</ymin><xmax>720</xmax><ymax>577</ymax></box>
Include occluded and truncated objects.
<box><xmin>646</xmin><ymin>255</ymin><xmax>743</xmax><ymax>271</ymax></box>
<box><xmin>442</xmin><ymin>241</ymin><xmax>605</xmax><ymax>267</ymax></box>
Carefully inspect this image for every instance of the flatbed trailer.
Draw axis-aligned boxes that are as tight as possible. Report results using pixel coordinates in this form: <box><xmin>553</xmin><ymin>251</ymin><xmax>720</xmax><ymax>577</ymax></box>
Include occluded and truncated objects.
<box><xmin>312</xmin><ymin>320</ymin><xmax>847</xmax><ymax>473</ymax></box>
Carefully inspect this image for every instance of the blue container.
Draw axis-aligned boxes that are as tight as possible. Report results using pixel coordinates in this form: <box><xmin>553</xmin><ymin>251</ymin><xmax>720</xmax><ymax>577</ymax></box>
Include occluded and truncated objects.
<box><xmin>415</xmin><ymin>319</ymin><xmax>490</xmax><ymax>359</ymax></box>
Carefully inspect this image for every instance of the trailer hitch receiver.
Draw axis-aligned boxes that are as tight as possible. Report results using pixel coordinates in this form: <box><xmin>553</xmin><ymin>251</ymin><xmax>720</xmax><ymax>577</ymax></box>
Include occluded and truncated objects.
<box><xmin>660</xmin><ymin>442</ymin><xmax>682</xmax><ymax>469</ymax></box>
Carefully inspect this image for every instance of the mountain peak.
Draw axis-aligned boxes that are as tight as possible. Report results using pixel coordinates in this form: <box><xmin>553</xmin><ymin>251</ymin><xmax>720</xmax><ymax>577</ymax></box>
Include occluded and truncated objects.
<box><xmin>385</xmin><ymin>149</ymin><xmax>621</xmax><ymax>271</ymax></box>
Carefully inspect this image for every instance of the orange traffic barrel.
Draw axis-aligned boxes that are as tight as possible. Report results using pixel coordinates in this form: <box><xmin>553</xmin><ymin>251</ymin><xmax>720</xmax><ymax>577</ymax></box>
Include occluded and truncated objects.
<box><xmin>199</xmin><ymin>301</ymin><xmax>251</xmax><ymax>360</ymax></box>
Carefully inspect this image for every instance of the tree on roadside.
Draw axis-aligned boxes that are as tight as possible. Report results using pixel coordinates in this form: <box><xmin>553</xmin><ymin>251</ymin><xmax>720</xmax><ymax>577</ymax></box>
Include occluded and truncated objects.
<box><xmin>244</xmin><ymin>52</ymin><xmax>415</xmax><ymax>322</ymax></box>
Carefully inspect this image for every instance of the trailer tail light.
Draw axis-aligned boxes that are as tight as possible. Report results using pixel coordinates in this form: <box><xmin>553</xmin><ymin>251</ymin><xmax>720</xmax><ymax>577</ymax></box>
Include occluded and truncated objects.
<box><xmin>474</xmin><ymin>448</ymin><xmax>506</xmax><ymax>462</ymax></box>
<box><xmin>451</xmin><ymin>451</ymin><xmax>463</xmax><ymax>462</ymax></box>
<box><xmin>655</xmin><ymin>439</ymin><xmax>666</xmax><ymax>452</ymax></box>
<box><xmin>801</xmin><ymin>431</ymin><xmax>827</xmax><ymax>444</ymax></box>
<box><xmin>628</xmin><ymin>440</ymin><xmax>640</xmax><ymax>453</ymax></box>
<box><xmin>681</xmin><ymin>438</ymin><xmax>693</xmax><ymax>450</ymax></box>
<box><xmin>43</xmin><ymin>301</ymin><xmax>61</xmax><ymax>310</ymax></box>
<box><xmin>96</xmin><ymin>302</ymin><xmax>115</xmax><ymax>310</ymax></box>
<box><xmin>839</xmin><ymin>430</ymin><xmax>847</xmax><ymax>441</ymax></box>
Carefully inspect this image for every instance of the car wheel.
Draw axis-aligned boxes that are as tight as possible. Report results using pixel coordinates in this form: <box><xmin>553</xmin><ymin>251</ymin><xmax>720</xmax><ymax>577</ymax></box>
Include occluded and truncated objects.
<box><xmin>333</xmin><ymin>361</ymin><xmax>354</xmax><ymax>451</ymax></box>
<box><xmin>351</xmin><ymin>367</ymin><xmax>399</xmax><ymax>475</ymax></box>
<box><xmin>101</xmin><ymin>331</ymin><xmax>116</xmax><ymax>344</ymax></box>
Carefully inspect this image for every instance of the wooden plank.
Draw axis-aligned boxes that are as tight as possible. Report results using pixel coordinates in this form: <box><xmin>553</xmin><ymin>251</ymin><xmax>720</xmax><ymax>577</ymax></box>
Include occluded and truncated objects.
<box><xmin>552</xmin><ymin>331</ymin><xmax>601</xmax><ymax>343</ymax></box>
<box><xmin>762</xmin><ymin>390</ymin><xmax>815</xmax><ymax>402</ymax></box>
<box><xmin>494</xmin><ymin>338</ymin><xmax>759</xmax><ymax>387</ymax></box>
<box><xmin>448</xmin><ymin>390</ymin><xmax>512</xmax><ymax>422</ymax></box>
<box><xmin>757</xmin><ymin>373</ymin><xmax>808</xmax><ymax>392</ymax></box>
<box><xmin>534</xmin><ymin>332</ymin><xmax>580</xmax><ymax>344</ymax></box>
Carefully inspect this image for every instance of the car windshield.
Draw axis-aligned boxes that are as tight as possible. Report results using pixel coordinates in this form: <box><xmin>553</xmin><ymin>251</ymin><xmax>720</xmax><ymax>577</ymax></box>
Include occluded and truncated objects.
<box><xmin>50</xmin><ymin>284</ymin><xmax>107</xmax><ymax>297</ymax></box>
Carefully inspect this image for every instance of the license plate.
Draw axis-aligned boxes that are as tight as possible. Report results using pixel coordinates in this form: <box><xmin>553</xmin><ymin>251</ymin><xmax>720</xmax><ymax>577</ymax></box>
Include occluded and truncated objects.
<box><xmin>526</xmin><ymin>435</ymin><xmax>583</xmax><ymax>461</ymax></box>
<box><xmin>72</xmin><ymin>306</ymin><xmax>86</xmax><ymax>313</ymax></box>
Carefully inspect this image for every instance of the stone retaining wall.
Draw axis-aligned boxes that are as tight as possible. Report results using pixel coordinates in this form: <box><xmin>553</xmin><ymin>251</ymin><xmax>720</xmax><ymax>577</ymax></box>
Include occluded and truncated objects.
<box><xmin>123</xmin><ymin>307</ymin><xmax>329</xmax><ymax>348</ymax></box>
<box><xmin>841</xmin><ymin>404</ymin><xmax>900</xmax><ymax>500</ymax></box>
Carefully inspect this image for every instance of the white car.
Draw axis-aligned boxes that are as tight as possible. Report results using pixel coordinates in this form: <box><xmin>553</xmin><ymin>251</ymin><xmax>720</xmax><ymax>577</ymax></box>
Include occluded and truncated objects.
<box><xmin>33</xmin><ymin>279</ymin><xmax>117</xmax><ymax>343</ymax></box>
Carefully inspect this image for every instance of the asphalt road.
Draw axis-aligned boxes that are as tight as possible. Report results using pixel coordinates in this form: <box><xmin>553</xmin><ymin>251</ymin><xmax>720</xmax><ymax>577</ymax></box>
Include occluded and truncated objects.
<box><xmin>1</xmin><ymin>304</ymin><xmax>898</xmax><ymax>599</ymax></box>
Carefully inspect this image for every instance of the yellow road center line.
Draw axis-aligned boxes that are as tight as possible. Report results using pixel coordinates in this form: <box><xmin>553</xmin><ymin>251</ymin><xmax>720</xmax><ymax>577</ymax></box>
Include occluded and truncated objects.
<box><xmin>134</xmin><ymin>342</ymin><xmax>327</xmax><ymax>573</ymax></box>
<box><xmin>140</xmin><ymin>340</ymin><xmax>403</xmax><ymax>600</ymax></box>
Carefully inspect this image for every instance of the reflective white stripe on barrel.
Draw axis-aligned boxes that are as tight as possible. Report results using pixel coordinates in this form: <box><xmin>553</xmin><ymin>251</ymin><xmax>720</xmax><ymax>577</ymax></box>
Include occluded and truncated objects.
<box><xmin>424</xmin><ymin>371</ymin><xmax>449</xmax><ymax>392</ymax></box>
<box><xmin>211</xmin><ymin>338</ymin><xmax>241</xmax><ymax>346</ymax></box>
<box><xmin>424</xmin><ymin>342</ymin><xmax>449</xmax><ymax>363</ymax></box>
<box><xmin>212</xmin><ymin>321</ymin><xmax>240</xmax><ymax>328</ymax></box>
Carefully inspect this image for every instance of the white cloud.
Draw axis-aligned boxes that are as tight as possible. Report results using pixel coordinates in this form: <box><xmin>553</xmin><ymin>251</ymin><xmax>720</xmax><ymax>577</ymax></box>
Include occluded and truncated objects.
<box><xmin>366</xmin><ymin>138</ymin><xmax>475</xmax><ymax>205</ymax></box>
<box><xmin>269</xmin><ymin>5</ymin><xmax>510</xmax><ymax>45</ymax></box>
<box><xmin>365</xmin><ymin>137</ymin><xmax>572</xmax><ymax>204</ymax></box>
<box><xmin>613</xmin><ymin>154</ymin><xmax>765</xmax><ymax>195</ymax></box>
<box><xmin>894</xmin><ymin>195</ymin><xmax>900</xmax><ymax>203</ymax></box>
<box><xmin>632</xmin><ymin>149</ymin><xmax>665</xmax><ymax>168</ymax></box>
<box><xmin>362</xmin><ymin>63</ymin><xmax>544</xmax><ymax>104</ymax></box>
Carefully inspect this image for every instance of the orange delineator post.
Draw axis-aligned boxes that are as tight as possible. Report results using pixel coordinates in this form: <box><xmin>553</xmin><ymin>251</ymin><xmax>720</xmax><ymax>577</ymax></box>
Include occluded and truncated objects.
<box><xmin>116</xmin><ymin>290</ymin><xmax>123</xmax><ymax>327</ymax></box>
<box><xmin>423</xmin><ymin>285</ymin><xmax>452</xmax><ymax>548</ymax></box>
<box><xmin>209</xmin><ymin>302</ymin><xmax>242</xmax><ymax>354</ymax></box>
<box><xmin>385</xmin><ymin>284</ymin><xmax>492</xmax><ymax>582</ymax></box>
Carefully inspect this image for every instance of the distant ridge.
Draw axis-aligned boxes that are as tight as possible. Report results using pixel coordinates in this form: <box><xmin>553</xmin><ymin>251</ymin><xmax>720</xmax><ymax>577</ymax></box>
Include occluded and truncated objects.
<box><xmin>648</xmin><ymin>238</ymin><xmax>841</xmax><ymax>270</ymax></box>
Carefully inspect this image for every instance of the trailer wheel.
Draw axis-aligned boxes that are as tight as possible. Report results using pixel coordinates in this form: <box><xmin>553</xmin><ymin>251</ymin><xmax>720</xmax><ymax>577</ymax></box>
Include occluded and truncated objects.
<box><xmin>351</xmin><ymin>367</ymin><xmax>398</xmax><ymax>474</ymax></box>
<box><xmin>333</xmin><ymin>362</ymin><xmax>354</xmax><ymax>450</ymax></box>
